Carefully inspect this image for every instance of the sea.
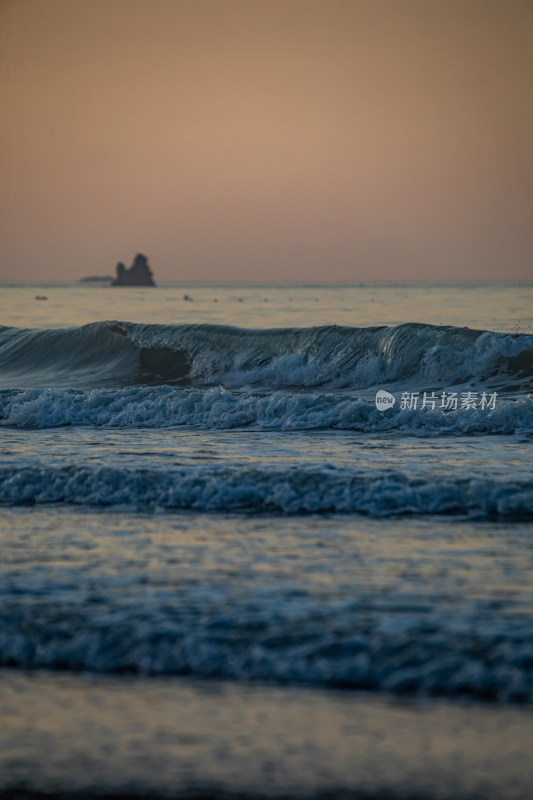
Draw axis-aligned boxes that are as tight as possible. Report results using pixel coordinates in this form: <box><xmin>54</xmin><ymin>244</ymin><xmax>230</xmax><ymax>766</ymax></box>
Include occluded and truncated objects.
<box><xmin>0</xmin><ymin>280</ymin><xmax>532</xmax><ymax>800</ymax></box>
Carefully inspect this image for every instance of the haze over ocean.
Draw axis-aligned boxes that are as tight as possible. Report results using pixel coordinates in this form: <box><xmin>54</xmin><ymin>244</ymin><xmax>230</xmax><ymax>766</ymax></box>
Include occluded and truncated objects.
<box><xmin>0</xmin><ymin>281</ymin><xmax>532</xmax><ymax>798</ymax></box>
<box><xmin>1</xmin><ymin>0</ymin><xmax>532</xmax><ymax>283</ymax></box>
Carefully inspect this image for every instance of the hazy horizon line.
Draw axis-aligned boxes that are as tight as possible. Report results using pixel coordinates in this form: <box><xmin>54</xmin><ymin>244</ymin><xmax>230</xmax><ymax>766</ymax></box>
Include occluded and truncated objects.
<box><xmin>3</xmin><ymin>278</ymin><xmax>533</xmax><ymax>288</ymax></box>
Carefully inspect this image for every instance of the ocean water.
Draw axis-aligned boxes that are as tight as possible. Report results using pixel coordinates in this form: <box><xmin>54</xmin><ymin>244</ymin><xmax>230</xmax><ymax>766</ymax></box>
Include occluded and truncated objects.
<box><xmin>1</xmin><ymin>281</ymin><xmax>532</xmax><ymax>799</ymax></box>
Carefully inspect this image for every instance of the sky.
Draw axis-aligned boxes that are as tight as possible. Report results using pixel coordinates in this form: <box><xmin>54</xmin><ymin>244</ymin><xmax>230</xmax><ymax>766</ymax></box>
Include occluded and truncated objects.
<box><xmin>1</xmin><ymin>0</ymin><xmax>532</xmax><ymax>283</ymax></box>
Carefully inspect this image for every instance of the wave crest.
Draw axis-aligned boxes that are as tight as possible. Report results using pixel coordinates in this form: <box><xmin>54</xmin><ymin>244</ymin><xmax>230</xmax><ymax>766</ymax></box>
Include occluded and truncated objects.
<box><xmin>0</xmin><ymin>321</ymin><xmax>532</xmax><ymax>391</ymax></box>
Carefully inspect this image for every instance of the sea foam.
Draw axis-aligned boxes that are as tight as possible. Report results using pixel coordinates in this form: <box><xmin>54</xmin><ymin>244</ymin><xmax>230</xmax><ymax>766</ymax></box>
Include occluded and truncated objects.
<box><xmin>1</xmin><ymin>386</ymin><xmax>532</xmax><ymax>434</ymax></box>
<box><xmin>1</xmin><ymin>461</ymin><xmax>532</xmax><ymax>518</ymax></box>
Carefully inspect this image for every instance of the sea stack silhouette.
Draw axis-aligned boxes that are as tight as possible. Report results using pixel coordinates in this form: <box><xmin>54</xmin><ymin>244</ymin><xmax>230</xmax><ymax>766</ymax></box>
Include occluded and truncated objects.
<box><xmin>111</xmin><ymin>253</ymin><xmax>156</xmax><ymax>286</ymax></box>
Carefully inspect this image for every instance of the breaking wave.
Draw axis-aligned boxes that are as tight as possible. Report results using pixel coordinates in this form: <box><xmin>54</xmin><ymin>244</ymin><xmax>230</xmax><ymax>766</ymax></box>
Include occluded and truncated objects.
<box><xmin>1</xmin><ymin>462</ymin><xmax>532</xmax><ymax>518</ymax></box>
<box><xmin>1</xmin><ymin>385</ymin><xmax>532</xmax><ymax>434</ymax></box>
<box><xmin>1</xmin><ymin>320</ymin><xmax>532</xmax><ymax>391</ymax></box>
<box><xmin>1</xmin><ymin>578</ymin><xmax>531</xmax><ymax>701</ymax></box>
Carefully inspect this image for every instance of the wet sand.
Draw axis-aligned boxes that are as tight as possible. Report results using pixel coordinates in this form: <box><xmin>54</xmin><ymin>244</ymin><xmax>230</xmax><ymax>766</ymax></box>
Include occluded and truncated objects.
<box><xmin>1</xmin><ymin>670</ymin><xmax>532</xmax><ymax>800</ymax></box>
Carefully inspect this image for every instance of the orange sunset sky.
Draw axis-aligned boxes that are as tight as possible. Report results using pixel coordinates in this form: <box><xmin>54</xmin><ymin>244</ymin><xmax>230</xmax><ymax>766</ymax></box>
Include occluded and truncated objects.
<box><xmin>1</xmin><ymin>0</ymin><xmax>532</xmax><ymax>283</ymax></box>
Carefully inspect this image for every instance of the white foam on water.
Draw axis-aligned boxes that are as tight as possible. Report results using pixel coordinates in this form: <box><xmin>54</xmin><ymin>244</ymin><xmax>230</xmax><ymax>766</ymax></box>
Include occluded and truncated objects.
<box><xmin>1</xmin><ymin>386</ymin><xmax>532</xmax><ymax>434</ymax></box>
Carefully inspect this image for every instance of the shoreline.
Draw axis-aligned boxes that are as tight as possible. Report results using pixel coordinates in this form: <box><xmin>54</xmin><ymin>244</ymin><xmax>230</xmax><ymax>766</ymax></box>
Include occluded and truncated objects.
<box><xmin>1</xmin><ymin>670</ymin><xmax>532</xmax><ymax>800</ymax></box>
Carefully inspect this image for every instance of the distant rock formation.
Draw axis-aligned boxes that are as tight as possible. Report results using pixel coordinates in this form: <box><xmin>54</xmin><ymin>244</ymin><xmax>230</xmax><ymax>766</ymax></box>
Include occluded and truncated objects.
<box><xmin>111</xmin><ymin>253</ymin><xmax>156</xmax><ymax>287</ymax></box>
